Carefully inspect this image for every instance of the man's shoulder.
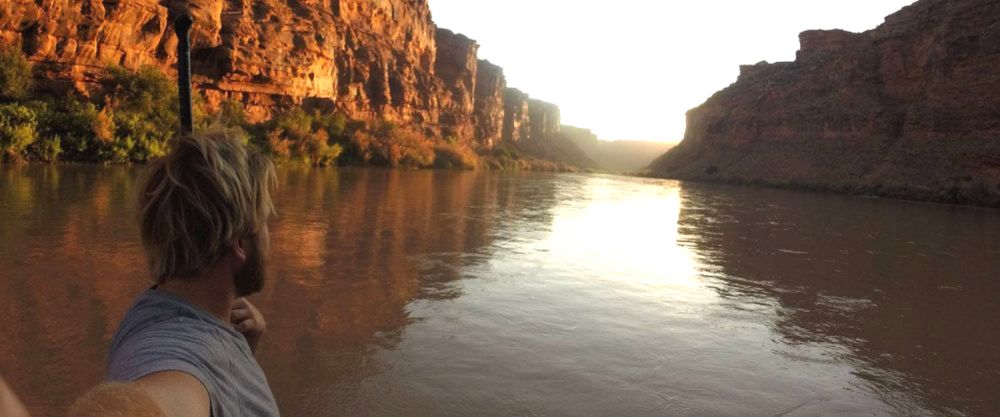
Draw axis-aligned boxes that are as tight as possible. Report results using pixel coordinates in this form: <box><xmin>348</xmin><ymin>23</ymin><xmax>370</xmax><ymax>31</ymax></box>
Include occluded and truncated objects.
<box><xmin>107</xmin><ymin>316</ymin><xmax>227</xmax><ymax>378</ymax></box>
<box><xmin>107</xmin><ymin>291</ymin><xmax>233</xmax><ymax>384</ymax></box>
<box><xmin>110</xmin><ymin>291</ymin><xmax>226</xmax><ymax>354</ymax></box>
<box><xmin>114</xmin><ymin>315</ymin><xmax>224</xmax><ymax>352</ymax></box>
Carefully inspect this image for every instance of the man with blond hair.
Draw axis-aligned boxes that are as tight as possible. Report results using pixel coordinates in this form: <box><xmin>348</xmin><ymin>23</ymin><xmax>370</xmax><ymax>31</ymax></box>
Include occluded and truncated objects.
<box><xmin>73</xmin><ymin>131</ymin><xmax>282</xmax><ymax>417</ymax></box>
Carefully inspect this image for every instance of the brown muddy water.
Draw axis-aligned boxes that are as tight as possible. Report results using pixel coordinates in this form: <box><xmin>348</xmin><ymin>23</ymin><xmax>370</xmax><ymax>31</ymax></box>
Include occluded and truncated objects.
<box><xmin>0</xmin><ymin>165</ymin><xmax>998</xmax><ymax>417</ymax></box>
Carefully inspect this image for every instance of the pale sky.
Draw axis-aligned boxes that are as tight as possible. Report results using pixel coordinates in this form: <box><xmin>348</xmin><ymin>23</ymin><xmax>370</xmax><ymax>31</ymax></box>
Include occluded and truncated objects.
<box><xmin>428</xmin><ymin>0</ymin><xmax>917</xmax><ymax>142</ymax></box>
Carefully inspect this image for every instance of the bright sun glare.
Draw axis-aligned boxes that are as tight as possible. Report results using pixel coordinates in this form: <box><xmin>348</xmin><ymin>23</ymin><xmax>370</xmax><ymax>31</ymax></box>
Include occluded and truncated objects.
<box><xmin>428</xmin><ymin>0</ymin><xmax>918</xmax><ymax>142</ymax></box>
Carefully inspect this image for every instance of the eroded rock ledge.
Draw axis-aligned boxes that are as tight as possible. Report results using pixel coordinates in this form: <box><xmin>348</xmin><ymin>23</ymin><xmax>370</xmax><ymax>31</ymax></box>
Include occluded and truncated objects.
<box><xmin>0</xmin><ymin>0</ymin><xmax>567</xmax><ymax>149</ymax></box>
<box><xmin>649</xmin><ymin>0</ymin><xmax>1000</xmax><ymax>207</ymax></box>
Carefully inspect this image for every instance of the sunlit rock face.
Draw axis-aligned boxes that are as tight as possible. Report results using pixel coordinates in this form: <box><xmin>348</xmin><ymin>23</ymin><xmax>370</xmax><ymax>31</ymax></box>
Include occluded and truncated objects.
<box><xmin>650</xmin><ymin>0</ymin><xmax>1000</xmax><ymax>205</ymax></box>
<box><xmin>528</xmin><ymin>98</ymin><xmax>560</xmax><ymax>140</ymax></box>
<box><xmin>474</xmin><ymin>60</ymin><xmax>505</xmax><ymax>148</ymax></box>
<box><xmin>433</xmin><ymin>28</ymin><xmax>478</xmax><ymax>142</ymax></box>
<box><xmin>0</xmin><ymin>0</ymin><xmax>568</xmax><ymax>150</ymax></box>
<box><xmin>502</xmin><ymin>88</ymin><xmax>530</xmax><ymax>143</ymax></box>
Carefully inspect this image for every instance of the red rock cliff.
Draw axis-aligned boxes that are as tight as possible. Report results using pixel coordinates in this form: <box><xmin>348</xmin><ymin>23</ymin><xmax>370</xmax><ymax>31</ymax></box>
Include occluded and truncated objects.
<box><xmin>650</xmin><ymin>0</ymin><xmax>1000</xmax><ymax>206</ymax></box>
<box><xmin>474</xmin><ymin>60</ymin><xmax>505</xmax><ymax>147</ymax></box>
<box><xmin>0</xmin><ymin>0</ymin><xmax>569</xmax><ymax>152</ymax></box>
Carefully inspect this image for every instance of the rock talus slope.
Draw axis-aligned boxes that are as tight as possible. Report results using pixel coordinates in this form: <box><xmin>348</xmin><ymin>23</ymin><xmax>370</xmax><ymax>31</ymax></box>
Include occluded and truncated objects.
<box><xmin>649</xmin><ymin>0</ymin><xmax>1000</xmax><ymax>206</ymax></box>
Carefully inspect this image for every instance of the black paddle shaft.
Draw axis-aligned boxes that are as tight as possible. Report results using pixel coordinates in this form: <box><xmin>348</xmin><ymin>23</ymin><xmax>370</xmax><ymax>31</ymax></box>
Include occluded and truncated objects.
<box><xmin>175</xmin><ymin>14</ymin><xmax>194</xmax><ymax>135</ymax></box>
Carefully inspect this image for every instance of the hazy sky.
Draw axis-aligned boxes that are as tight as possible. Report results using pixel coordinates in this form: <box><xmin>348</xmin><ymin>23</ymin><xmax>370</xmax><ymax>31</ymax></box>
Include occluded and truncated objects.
<box><xmin>428</xmin><ymin>0</ymin><xmax>917</xmax><ymax>142</ymax></box>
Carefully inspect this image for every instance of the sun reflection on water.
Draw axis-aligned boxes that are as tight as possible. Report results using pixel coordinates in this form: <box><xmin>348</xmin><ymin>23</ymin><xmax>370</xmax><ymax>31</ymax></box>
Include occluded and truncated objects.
<box><xmin>547</xmin><ymin>176</ymin><xmax>710</xmax><ymax>304</ymax></box>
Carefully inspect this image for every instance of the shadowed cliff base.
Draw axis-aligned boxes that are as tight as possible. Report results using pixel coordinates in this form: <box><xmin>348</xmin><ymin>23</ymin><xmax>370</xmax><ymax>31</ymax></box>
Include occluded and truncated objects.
<box><xmin>647</xmin><ymin>0</ymin><xmax>1000</xmax><ymax>208</ymax></box>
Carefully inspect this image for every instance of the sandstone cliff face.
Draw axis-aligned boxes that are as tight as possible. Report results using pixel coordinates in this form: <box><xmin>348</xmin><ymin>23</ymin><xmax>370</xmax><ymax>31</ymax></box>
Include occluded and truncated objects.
<box><xmin>502</xmin><ymin>88</ymin><xmax>530</xmax><ymax>143</ymax></box>
<box><xmin>473</xmin><ymin>60</ymin><xmax>505</xmax><ymax>147</ymax></box>
<box><xmin>0</xmin><ymin>0</ymin><xmax>574</xmax><ymax>152</ymax></box>
<box><xmin>528</xmin><ymin>98</ymin><xmax>560</xmax><ymax>140</ymax></box>
<box><xmin>650</xmin><ymin>0</ymin><xmax>1000</xmax><ymax>206</ymax></box>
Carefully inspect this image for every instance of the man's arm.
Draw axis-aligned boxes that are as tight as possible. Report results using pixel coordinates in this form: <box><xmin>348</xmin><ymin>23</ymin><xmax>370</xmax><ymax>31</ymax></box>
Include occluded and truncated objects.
<box><xmin>69</xmin><ymin>372</ymin><xmax>209</xmax><ymax>417</ymax></box>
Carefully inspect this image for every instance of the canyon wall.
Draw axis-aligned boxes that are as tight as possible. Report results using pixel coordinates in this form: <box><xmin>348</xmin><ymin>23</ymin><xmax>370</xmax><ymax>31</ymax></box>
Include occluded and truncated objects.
<box><xmin>562</xmin><ymin>126</ymin><xmax>675</xmax><ymax>173</ymax></box>
<box><xmin>0</xmin><ymin>0</ymin><xmax>570</xmax><ymax>150</ymax></box>
<box><xmin>649</xmin><ymin>0</ymin><xmax>1000</xmax><ymax>206</ymax></box>
<box><xmin>473</xmin><ymin>60</ymin><xmax>504</xmax><ymax>148</ymax></box>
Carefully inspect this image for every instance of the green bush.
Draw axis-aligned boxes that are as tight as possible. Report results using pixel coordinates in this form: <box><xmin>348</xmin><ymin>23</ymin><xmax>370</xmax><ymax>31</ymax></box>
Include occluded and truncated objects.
<box><xmin>434</xmin><ymin>143</ymin><xmax>479</xmax><ymax>170</ymax></box>
<box><xmin>102</xmin><ymin>66</ymin><xmax>178</xmax><ymax>117</ymax></box>
<box><xmin>216</xmin><ymin>99</ymin><xmax>249</xmax><ymax>129</ymax></box>
<box><xmin>259</xmin><ymin>108</ymin><xmax>345</xmax><ymax>166</ymax></box>
<box><xmin>0</xmin><ymin>48</ymin><xmax>32</xmax><ymax>101</ymax></box>
<box><xmin>111</xmin><ymin>110</ymin><xmax>170</xmax><ymax>162</ymax></box>
<box><xmin>98</xmin><ymin>65</ymin><xmax>181</xmax><ymax>162</ymax></box>
<box><xmin>38</xmin><ymin>99</ymin><xmax>116</xmax><ymax>160</ymax></box>
<box><xmin>0</xmin><ymin>103</ymin><xmax>38</xmax><ymax>161</ymax></box>
<box><xmin>361</xmin><ymin>120</ymin><xmax>435</xmax><ymax>168</ymax></box>
<box><xmin>35</xmin><ymin>135</ymin><xmax>62</xmax><ymax>162</ymax></box>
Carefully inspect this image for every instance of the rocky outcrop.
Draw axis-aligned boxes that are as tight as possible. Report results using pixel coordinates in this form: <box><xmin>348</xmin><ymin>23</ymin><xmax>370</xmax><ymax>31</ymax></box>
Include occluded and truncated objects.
<box><xmin>528</xmin><ymin>98</ymin><xmax>560</xmax><ymax>140</ymax></box>
<box><xmin>432</xmin><ymin>28</ymin><xmax>478</xmax><ymax>141</ymax></box>
<box><xmin>498</xmin><ymin>88</ymin><xmax>562</xmax><ymax>144</ymax></box>
<box><xmin>473</xmin><ymin>60</ymin><xmax>505</xmax><ymax>148</ymax></box>
<box><xmin>0</xmin><ymin>0</ymin><xmax>579</xmax><ymax>156</ymax></box>
<box><xmin>649</xmin><ymin>0</ymin><xmax>1000</xmax><ymax>207</ymax></box>
<box><xmin>502</xmin><ymin>88</ymin><xmax>530</xmax><ymax>142</ymax></box>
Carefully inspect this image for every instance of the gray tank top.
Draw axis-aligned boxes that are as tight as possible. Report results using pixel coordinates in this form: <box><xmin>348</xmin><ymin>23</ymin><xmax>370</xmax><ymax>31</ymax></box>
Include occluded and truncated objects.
<box><xmin>107</xmin><ymin>289</ymin><xmax>280</xmax><ymax>417</ymax></box>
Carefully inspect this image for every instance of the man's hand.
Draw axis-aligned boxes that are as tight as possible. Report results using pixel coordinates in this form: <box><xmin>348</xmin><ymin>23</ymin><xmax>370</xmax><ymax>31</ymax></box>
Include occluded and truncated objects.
<box><xmin>230</xmin><ymin>297</ymin><xmax>266</xmax><ymax>354</ymax></box>
<box><xmin>0</xmin><ymin>375</ymin><xmax>30</xmax><ymax>417</ymax></box>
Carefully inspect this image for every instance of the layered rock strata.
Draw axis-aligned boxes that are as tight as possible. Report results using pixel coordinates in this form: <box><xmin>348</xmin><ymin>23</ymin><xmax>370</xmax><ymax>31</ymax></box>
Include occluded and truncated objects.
<box><xmin>0</xmin><ymin>0</ymin><xmax>572</xmax><ymax>151</ymax></box>
<box><xmin>502</xmin><ymin>88</ymin><xmax>530</xmax><ymax>142</ymax></box>
<box><xmin>473</xmin><ymin>60</ymin><xmax>505</xmax><ymax>148</ymax></box>
<box><xmin>649</xmin><ymin>0</ymin><xmax>1000</xmax><ymax>206</ymax></box>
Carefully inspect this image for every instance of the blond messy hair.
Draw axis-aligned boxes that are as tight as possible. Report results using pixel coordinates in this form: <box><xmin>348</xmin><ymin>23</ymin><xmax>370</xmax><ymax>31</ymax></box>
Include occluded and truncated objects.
<box><xmin>136</xmin><ymin>131</ymin><xmax>276</xmax><ymax>283</ymax></box>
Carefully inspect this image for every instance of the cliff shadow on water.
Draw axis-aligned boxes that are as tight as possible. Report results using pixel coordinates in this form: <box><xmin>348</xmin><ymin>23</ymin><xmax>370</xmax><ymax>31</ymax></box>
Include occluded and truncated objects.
<box><xmin>675</xmin><ymin>181</ymin><xmax>1000</xmax><ymax>416</ymax></box>
<box><xmin>647</xmin><ymin>0</ymin><xmax>1000</xmax><ymax>208</ymax></box>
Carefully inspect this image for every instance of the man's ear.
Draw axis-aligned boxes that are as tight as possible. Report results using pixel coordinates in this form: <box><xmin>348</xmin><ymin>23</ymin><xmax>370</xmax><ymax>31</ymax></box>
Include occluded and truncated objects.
<box><xmin>232</xmin><ymin>238</ymin><xmax>249</xmax><ymax>263</ymax></box>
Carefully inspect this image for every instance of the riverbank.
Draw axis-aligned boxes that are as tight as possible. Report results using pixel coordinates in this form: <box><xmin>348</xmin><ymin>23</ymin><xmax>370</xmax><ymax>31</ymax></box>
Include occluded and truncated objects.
<box><xmin>0</xmin><ymin>53</ymin><xmax>593</xmax><ymax>173</ymax></box>
<box><xmin>0</xmin><ymin>150</ymin><xmax>594</xmax><ymax>174</ymax></box>
<box><xmin>639</xmin><ymin>171</ymin><xmax>1000</xmax><ymax>209</ymax></box>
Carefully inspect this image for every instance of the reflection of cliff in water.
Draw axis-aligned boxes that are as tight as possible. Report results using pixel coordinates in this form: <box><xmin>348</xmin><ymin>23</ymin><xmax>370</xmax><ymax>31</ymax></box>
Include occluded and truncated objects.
<box><xmin>0</xmin><ymin>165</ymin><xmax>149</xmax><ymax>417</ymax></box>
<box><xmin>0</xmin><ymin>166</ymin><xmax>562</xmax><ymax>417</ymax></box>
<box><xmin>674</xmin><ymin>182</ymin><xmax>1000</xmax><ymax>416</ymax></box>
<box><xmin>249</xmin><ymin>169</ymin><xmax>562</xmax><ymax>416</ymax></box>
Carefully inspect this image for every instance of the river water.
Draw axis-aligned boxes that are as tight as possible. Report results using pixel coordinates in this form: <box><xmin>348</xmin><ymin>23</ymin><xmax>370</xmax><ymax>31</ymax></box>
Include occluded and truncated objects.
<box><xmin>0</xmin><ymin>165</ymin><xmax>998</xmax><ymax>417</ymax></box>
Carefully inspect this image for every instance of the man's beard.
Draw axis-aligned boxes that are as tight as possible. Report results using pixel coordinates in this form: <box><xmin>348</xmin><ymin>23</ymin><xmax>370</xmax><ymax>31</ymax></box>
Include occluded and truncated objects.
<box><xmin>234</xmin><ymin>238</ymin><xmax>266</xmax><ymax>297</ymax></box>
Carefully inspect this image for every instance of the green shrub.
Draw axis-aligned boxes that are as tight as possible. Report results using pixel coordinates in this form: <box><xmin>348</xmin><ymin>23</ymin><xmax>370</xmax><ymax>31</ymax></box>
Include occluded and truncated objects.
<box><xmin>112</xmin><ymin>110</ymin><xmax>170</xmax><ymax>162</ymax></box>
<box><xmin>35</xmin><ymin>135</ymin><xmax>62</xmax><ymax>162</ymax></box>
<box><xmin>99</xmin><ymin>65</ymin><xmax>181</xmax><ymax>162</ymax></box>
<box><xmin>39</xmin><ymin>99</ymin><xmax>116</xmax><ymax>160</ymax></box>
<box><xmin>0</xmin><ymin>103</ymin><xmax>38</xmax><ymax>161</ymax></box>
<box><xmin>102</xmin><ymin>66</ymin><xmax>178</xmax><ymax>116</ymax></box>
<box><xmin>216</xmin><ymin>99</ymin><xmax>249</xmax><ymax>129</ymax></box>
<box><xmin>314</xmin><ymin>112</ymin><xmax>348</xmax><ymax>138</ymax></box>
<box><xmin>102</xmin><ymin>65</ymin><xmax>179</xmax><ymax>139</ymax></box>
<box><xmin>345</xmin><ymin>130</ymin><xmax>374</xmax><ymax>164</ymax></box>
<box><xmin>363</xmin><ymin>120</ymin><xmax>435</xmax><ymax>167</ymax></box>
<box><xmin>0</xmin><ymin>48</ymin><xmax>32</xmax><ymax>101</ymax></box>
<box><xmin>434</xmin><ymin>143</ymin><xmax>479</xmax><ymax>170</ymax></box>
<box><xmin>259</xmin><ymin>108</ymin><xmax>345</xmax><ymax>166</ymax></box>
